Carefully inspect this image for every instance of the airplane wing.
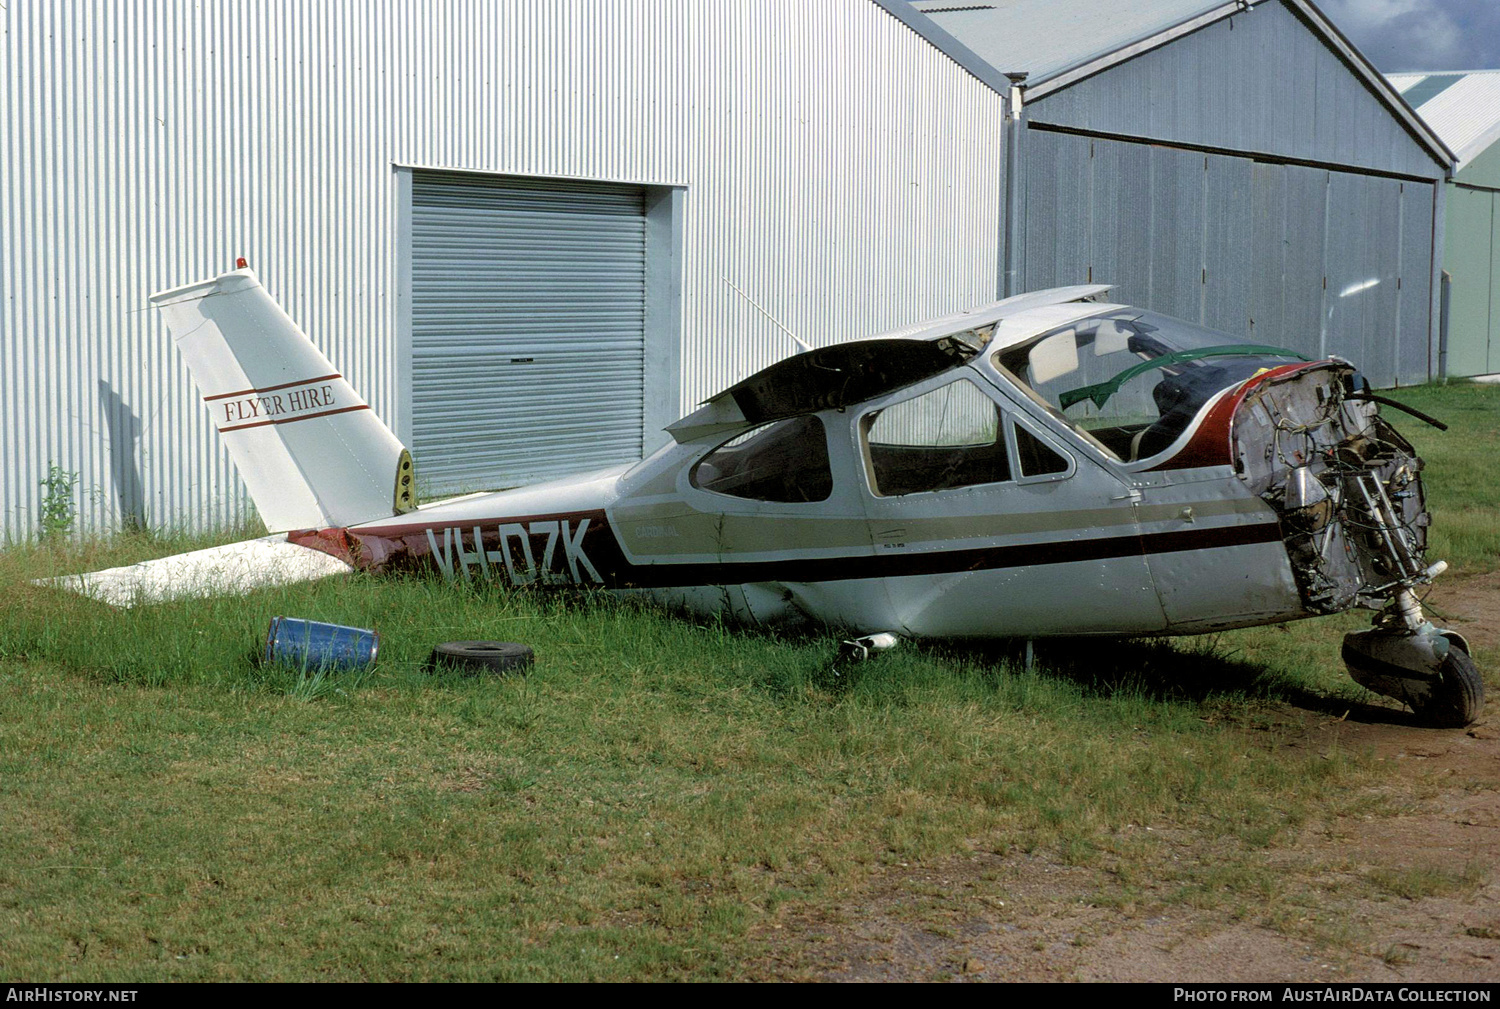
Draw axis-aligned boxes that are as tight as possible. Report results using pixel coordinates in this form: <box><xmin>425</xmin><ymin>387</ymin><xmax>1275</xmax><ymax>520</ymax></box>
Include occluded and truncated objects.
<box><xmin>38</xmin><ymin>534</ymin><xmax>353</xmax><ymax>607</ymax></box>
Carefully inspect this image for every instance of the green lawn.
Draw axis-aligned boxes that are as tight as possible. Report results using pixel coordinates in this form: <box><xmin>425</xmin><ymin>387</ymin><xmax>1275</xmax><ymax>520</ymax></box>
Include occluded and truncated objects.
<box><xmin>1381</xmin><ymin>382</ymin><xmax>1500</xmax><ymax>574</ymax></box>
<box><xmin>1</xmin><ymin>382</ymin><xmax>1495</xmax><ymax>981</ymax></box>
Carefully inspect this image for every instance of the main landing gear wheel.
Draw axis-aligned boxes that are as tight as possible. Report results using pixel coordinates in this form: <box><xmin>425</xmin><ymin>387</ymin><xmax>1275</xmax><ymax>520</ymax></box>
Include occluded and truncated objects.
<box><xmin>1415</xmin><ymin>645</ymin><xmax>1484</xmax><ymax>730</ymax></box>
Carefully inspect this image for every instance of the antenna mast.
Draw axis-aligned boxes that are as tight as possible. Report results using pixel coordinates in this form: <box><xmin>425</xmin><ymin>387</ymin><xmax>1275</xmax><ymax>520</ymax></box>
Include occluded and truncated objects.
<box><xmin>723</xmin><ymin>278</ymin><xmax>813</xmax><ymax>354</ymax></box>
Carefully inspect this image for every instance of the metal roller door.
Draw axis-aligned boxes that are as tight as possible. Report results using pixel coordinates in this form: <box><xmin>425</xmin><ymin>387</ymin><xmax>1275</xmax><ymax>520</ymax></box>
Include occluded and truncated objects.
<box><xmin>410</xmin><ymin>171</ymin><xmax>648</xmax><ymax>493</ymax></box>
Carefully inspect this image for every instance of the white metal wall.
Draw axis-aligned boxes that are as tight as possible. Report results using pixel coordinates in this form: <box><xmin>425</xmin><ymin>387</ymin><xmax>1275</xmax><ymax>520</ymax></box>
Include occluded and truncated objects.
<box><xmin>0</xmin><ymin>0</ymin><xmax>1003</xmax><ymax>536</ymax></box>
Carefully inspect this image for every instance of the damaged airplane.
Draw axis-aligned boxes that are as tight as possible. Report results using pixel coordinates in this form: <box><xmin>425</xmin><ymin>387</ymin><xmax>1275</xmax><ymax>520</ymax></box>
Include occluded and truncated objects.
<box><xmin>51</xmin><ymin>266</ymin><xmax>1482</xmax><ymax>727</ymax></box>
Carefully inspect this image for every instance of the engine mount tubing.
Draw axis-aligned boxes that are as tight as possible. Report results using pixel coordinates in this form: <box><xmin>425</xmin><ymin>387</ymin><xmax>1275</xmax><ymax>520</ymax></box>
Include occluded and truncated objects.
<box><xmin>1352</xmin><ymin>474</ymin><xmax>1418</xmax><ymax>582</ymax></box>
<box><xmin>1369</xmin><ymin>470</ymin><xmax>1423</xmax><ymax>580</ymax></box>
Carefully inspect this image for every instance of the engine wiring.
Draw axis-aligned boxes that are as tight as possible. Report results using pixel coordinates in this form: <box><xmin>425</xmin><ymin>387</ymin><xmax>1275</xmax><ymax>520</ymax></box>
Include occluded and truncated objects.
<box><xmin>1249</xmin><ymin>369</ymin><xmax>1436</xmax><ymax>614</ymax></box>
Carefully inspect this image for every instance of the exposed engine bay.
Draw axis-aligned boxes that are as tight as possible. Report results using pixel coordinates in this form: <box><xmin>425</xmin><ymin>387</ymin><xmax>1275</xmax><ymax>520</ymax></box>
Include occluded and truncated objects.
<box><xmin>1232</xmin><ymin>363</ymin><xmax>1481</xmax><ymax>726</ymax></box>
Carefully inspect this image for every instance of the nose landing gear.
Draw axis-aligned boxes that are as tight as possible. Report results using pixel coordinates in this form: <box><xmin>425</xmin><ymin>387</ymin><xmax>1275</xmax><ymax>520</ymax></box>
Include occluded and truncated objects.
<box><xmin>1342</xmin><ymin>585</ymin><xmax>1483</xmax><ymax>728</ymax></box>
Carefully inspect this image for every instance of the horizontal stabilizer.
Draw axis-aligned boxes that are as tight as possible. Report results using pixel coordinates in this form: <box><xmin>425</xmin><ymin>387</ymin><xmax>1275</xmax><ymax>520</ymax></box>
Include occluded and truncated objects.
<box><xmin>39</xmin><ymin>535</ymin><xmax>353</xmax><ymax>607</ymax></box>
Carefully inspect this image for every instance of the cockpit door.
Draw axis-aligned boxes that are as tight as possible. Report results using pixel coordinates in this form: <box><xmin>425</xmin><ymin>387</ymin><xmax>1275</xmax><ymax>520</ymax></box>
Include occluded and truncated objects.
<box><xmin>855</xmin><ymin>370</ymin><xmax>1168</xmax><ymax>639</ymax></box>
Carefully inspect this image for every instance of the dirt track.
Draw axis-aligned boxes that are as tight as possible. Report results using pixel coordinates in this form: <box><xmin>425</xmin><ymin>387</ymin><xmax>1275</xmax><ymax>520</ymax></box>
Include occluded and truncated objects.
<box><xmin>754</xmin><ymin>574</ymin><xmax>1500</xmax><ymax>982</ymax></box>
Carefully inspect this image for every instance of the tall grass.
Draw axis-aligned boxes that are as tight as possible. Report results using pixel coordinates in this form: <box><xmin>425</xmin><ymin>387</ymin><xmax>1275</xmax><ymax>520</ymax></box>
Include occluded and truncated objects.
<box><xmin>0</xmin><ymin>543</ymin><xmax>1383</xmax><ymax>980</ymax></box>
<box><xmin>0</xmin><ymin>382</ymin><xmax>1493</xmax><ymax>980</ymax></box>
<box><xmin>1383</xmin><ymin>381</ymin><xmax>1500</xmax><ymax>574</ymax></box>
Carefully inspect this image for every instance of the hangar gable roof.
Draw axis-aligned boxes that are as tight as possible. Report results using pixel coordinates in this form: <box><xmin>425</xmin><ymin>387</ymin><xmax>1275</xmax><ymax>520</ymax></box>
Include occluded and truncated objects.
<box><xmin>1389</xmin><ymin>70</ymin><xmax>1500</xmax><ymax>174</ymax></box>
<box><xmin>877</xmin><ymin>0</ymin><xmax>1453</xmax><ymax>174</ymax></box>
<box><xmin>904</xmin><ymin>0</ymin><xmax>1229</xmax><ymax>85</ymax></box>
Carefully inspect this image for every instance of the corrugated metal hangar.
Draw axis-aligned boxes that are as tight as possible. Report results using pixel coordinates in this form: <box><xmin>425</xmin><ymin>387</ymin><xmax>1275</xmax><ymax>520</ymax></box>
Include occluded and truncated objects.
<box><xmin>896</xmin><ymin>0</ymin><xmax>1453</xmax><ymax>387</ymax></box>
<box><xmin>0</xmin><ymin>0</ymin><xmax>1457</xmax><ymax>535</ymax></box>
<box><xmin>1389</xmin><ymin>69</ymin><xmax>1500</xmax><ymax>379</ymax></box>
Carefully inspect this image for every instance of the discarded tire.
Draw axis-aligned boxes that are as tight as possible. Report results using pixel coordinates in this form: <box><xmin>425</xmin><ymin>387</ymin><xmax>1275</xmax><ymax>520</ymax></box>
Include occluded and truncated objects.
<box><xmin>427</xmin><ymin>640</ymin><xmax>534</xmax><ymax>675</ymax></box>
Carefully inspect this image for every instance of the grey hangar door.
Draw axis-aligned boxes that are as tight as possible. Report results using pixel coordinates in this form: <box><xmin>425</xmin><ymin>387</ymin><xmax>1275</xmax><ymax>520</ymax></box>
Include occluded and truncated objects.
<box><xmin>407</xmin><ymin>171</ymin><xmax>649</xmax><ymax>494</ymax></box>
<box><xmin>1022</xmin><ymin>131</ymin><xmax>1436</xmax><ymax>387</ymax></box>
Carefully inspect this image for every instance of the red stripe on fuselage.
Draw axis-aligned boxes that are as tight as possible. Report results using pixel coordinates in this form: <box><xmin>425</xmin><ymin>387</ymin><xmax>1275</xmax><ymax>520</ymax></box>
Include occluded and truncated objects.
<box><xmin>1145</xmin><ymin>363</ymin><xmax>1321</xmax><ymax>472</ymax></box>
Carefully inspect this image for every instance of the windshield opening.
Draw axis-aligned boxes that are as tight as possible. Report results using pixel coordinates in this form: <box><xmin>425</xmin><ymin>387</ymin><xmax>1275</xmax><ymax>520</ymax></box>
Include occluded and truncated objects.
<box><xmin>992</xmin><ymin>311</ymin><xmax>1305</xmax><ymax>462</ymax></box>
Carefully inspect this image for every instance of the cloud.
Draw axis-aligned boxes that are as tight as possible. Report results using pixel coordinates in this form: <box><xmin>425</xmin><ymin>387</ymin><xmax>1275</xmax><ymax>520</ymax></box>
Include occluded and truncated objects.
<box><xmin>1326</xmin><ymin>0</ymin><xmax>1430</xmax><ymax>30</ymax></box>
<box><xmin>1320</xmin><ymin>0</ymin><xmax>1500</xmax><ymax>71</ymax></box>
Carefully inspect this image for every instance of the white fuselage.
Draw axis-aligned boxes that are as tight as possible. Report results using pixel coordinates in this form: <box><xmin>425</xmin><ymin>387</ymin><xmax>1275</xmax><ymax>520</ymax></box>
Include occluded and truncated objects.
<box><xmin>342</xmin><ymin>343</ymin><xmax>1303</xmax><ymax>639</ymax></box>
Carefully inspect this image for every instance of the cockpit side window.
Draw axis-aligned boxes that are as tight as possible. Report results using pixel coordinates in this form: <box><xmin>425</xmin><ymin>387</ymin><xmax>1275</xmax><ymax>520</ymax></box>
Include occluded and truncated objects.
<box><xmin>691</xmin><ymin>415</ymin><xmax>833</xmax><ymax>503</ymax></box>
<box><xmin>1013</xmin><ymin>422</ymin><xmax>1070</xmax><ymax>478</ymax></box>
<box><xmin>863</xmin><ymin>378</ymin><xmax>1011</xmax><ymax>496</ymax></box>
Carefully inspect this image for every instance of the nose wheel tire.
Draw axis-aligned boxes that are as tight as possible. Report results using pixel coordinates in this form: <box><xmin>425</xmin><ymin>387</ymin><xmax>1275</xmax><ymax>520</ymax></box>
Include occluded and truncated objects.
<box><xmin>1415</xmin><ymin>647</ymin><xmax>1484</xmax><ymax>729</ymax></box>
<box><xmin>1343</xmin><ymin>627</ymin><xmax>1485</xmax><ymax>728</ymax></box>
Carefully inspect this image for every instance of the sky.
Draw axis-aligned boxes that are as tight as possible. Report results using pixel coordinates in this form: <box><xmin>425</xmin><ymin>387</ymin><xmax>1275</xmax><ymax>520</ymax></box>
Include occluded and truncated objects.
<box><xmin>1320</xmin><ymin>0</ymin><xmax>1500</xmax><ymax>72</ymax></box>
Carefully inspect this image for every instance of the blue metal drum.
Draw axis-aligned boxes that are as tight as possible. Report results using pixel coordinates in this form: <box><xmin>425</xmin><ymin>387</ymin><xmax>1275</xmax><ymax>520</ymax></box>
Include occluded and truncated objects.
<box><xmin>264</xmin><ymin>617</ymin><xmax>380</xmax><ymax>672</ymax></box>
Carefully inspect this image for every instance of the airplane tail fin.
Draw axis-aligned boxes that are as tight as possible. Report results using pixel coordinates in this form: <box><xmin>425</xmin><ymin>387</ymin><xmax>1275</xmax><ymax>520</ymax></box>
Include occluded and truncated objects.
<box><xmin>151</xmin><ymin>266</ymin><xmax>417</xmax><ymax>532</ymax></box>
